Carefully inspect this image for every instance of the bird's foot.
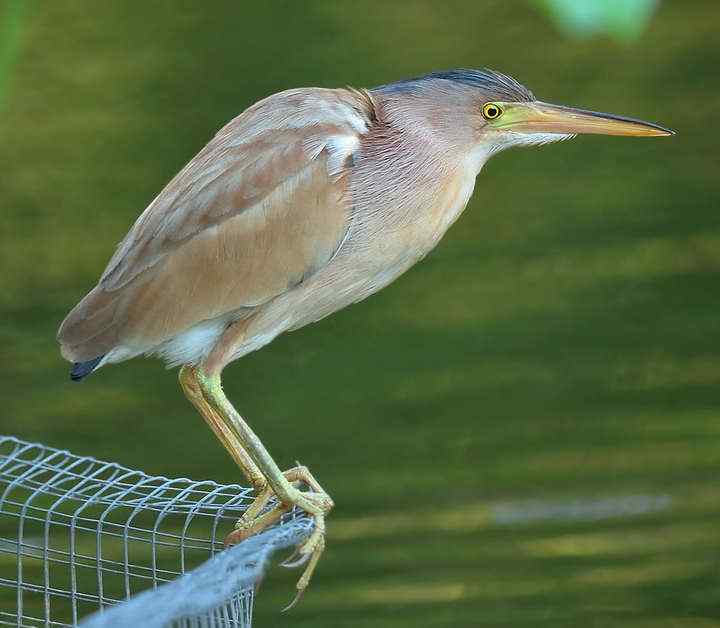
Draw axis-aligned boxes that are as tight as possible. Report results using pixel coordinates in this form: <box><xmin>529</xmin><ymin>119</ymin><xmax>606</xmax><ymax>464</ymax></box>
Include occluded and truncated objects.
<box><xmin>224</xmin><ymin>465</ymin><xmax>333</xmax><ymax>608</ymax></box>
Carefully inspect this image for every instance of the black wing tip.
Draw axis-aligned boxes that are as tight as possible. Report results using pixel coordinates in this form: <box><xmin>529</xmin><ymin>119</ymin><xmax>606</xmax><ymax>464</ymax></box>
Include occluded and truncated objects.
<box><xmin>70</xmin><ymin>356</ymin><xmax>105</xmax><ymax>382</ymax></box>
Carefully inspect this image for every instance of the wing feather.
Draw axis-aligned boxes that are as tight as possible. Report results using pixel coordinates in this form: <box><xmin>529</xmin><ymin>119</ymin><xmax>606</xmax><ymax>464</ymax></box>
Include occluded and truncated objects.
<box><xmin>58</xmin><ymin>88</ymin><xmax>374</xmax><ymax>361</ymax></box>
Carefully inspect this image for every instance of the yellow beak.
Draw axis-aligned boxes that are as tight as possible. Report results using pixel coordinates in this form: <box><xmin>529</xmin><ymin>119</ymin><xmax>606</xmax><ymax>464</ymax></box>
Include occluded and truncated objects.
<box><xmin>497</xmin><ymin>101</ymin><xmax>674</xmax><ymax>137</ymax></box>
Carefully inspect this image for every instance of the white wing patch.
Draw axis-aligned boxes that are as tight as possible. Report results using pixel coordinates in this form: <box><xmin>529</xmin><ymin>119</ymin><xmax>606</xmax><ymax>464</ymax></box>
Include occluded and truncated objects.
<box><xmin>325</xmin><ymin>135</ymin><xmax>361</xmax><ymax>176</ymax></box>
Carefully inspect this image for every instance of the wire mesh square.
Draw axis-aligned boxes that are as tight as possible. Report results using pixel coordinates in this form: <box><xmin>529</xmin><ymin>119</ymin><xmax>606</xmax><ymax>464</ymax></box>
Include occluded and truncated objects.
<box><xmin>0</xmin><ymin>436</ymin><xmax>257</xmax><ymax>627</ymax></box>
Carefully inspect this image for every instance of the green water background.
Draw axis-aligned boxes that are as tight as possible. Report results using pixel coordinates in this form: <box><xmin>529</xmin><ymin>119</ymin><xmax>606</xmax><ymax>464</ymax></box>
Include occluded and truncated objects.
<box><xmin>1</xmin><ymin>1</ymin><xmax>718</xmax><ymax>626</ymax></box>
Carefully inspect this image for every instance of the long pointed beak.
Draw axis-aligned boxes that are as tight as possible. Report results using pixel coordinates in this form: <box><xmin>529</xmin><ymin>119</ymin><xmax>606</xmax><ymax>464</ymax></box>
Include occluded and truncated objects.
<box><xmin>497</xmin><ymin>101</ymin><xmax>674</xmax><ymax>137</ymax></box>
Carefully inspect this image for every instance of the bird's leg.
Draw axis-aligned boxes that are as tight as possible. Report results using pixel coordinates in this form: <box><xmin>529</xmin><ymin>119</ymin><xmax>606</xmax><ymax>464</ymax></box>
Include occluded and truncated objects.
<box><xmin>180</xmin><ymin>365</ymin><xmax>303</xmax><ymax>539</ymax></box>
<box><xmin>180</xmin><ymin>366</ymin><xmax>317</xmax><ymax>551</ymax></box>
<box><xmin>178</xmin><ymin>365</ymin><xmax>267</xmax><ymax>491</ymax></box>
<box><xmin>194</xmin><ymin>366</ymin><xmax>334</xmax><ymax>600</ymax></box>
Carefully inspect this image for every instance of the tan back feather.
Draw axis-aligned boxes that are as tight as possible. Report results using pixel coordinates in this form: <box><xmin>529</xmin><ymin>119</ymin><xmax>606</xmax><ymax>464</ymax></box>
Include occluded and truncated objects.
<box><xmin>58</xmin><ymin>88</ymin><xmax>374</xmax><ymax>362</ymax></box>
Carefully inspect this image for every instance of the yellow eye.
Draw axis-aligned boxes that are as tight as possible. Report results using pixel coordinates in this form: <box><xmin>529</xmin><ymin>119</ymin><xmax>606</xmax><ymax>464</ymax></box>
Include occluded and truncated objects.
<box><xmin>482</xmin><ymin>103</ymin><xmax>503</xmax><ymax>120</ymax></box>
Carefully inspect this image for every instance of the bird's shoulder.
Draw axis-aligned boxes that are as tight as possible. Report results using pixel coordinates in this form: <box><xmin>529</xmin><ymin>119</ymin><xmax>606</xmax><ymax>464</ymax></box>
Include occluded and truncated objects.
<box><xmin>99</xmin><ymin>87</ymin><xmax>377</xmax><ymax>292</ymax></box>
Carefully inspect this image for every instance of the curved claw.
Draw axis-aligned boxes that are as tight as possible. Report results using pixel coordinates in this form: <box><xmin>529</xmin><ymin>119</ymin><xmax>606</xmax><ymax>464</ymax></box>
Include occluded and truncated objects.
<box><xmin>279</xmin><ymin>547</ymin><xmax>300</xmax><ymax>566</ymax></box>
<box><xmin>281</xmin><ymin>587</ymin><xmax>305</xmax><ymax>613</ymax></box>
<box><xmin>226</xmin><ymin>465</ymin><xmax>332</xmax><ymax>608</ymax></box>
<box><xmin>280</xmin><ymin>549</ymin><xmax>312</xmax><ymax>569</ymax></box>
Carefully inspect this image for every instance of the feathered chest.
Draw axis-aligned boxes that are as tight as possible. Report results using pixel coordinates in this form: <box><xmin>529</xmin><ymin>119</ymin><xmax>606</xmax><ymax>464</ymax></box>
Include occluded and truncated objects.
<box><xmin>342</xmin><ymin>135</ymin><xmax>478</xmax><ymax>269</ymax></box>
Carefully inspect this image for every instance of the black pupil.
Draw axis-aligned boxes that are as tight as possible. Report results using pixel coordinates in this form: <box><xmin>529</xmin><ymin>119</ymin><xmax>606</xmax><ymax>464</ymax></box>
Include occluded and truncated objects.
<box><xmin>487</xmin><ymin>106</ymin><xmax>498</xmax><ymax>118</ymax></box>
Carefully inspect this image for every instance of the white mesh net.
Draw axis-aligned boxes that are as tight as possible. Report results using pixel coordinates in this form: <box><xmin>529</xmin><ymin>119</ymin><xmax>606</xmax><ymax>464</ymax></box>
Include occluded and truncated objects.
<box><xmin>0</xmin><ymin>435</ymin><xmax>311</xmax><ymax>627</ymax></box>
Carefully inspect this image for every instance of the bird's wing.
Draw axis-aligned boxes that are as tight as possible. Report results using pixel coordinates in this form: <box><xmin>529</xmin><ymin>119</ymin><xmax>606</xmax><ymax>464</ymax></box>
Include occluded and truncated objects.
<box><xmin>58</xmin><ymin>87</ymin><xmax>375</xmax><ymax>360</ymax></box>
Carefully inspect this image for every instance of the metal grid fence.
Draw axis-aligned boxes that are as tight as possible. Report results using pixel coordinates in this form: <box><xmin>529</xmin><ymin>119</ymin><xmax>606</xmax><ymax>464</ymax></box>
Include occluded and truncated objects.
<box><xmin>0</xmin><ymin>435</ymin><xmax>302</xmax><ymax>627</ymax></box>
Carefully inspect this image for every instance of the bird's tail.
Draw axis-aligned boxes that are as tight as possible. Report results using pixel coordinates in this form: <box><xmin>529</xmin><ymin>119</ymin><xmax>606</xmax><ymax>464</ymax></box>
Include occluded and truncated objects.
<box><xmin>70</xmin><ymin>356</ymin><xmax>105</xmax><ymax>381</ymax></box>
<box><xmin>58</xmin><ymin>285</ymin><xmax>121</xmax><ymax>380</ymax></box>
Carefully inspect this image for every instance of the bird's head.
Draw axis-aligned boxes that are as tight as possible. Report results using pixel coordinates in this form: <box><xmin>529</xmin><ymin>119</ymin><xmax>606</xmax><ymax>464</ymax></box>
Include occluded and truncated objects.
<box><xmin>376</xmin><ymin>69</ymin><xmax>673</xmax><ymax>169</ymax></box>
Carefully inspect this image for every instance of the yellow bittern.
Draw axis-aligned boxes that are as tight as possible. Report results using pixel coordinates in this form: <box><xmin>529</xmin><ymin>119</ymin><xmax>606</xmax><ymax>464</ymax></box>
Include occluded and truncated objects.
<box><xmin>58</xmin><ymin>69</ymin><xmax>672</xmax><ymax>602</ymax></box>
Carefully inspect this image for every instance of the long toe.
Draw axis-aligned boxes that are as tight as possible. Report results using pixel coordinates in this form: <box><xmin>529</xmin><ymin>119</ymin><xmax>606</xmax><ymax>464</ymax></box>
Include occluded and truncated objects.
<box><xmin>224</xmin><ymin>465</ymin><xmax>333</xmax><ymax>607</ymax></box>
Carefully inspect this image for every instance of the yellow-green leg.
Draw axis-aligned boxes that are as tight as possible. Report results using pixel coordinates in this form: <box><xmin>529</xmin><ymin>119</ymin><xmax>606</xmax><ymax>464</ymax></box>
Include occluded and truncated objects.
<box><xmin>224</xmin><ymin>463</ymin><xmax>329</xmax><ymax>544</ymax></box>
<box><xmin>183</xmin><ymin>365</ymin><xmax>334</xmax><ymax>603</ymax></box>
<box><xmin>179</xmin><ymin>365</ymin><xmax>267</xmax><ymax>491</ymax></box>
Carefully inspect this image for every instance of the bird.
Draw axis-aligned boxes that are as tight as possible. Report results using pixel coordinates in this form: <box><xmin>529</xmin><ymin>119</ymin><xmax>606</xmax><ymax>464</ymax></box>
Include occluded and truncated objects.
<box><xmin>57</xmin><ymin>68</ymin><xmax>673</xmax><ymax>604</ymax></box>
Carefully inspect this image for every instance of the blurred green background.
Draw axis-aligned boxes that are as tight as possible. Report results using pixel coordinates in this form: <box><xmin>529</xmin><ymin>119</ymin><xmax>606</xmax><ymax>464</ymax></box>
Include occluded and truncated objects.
<box><xmin>1</xmin><ymin>1</ymin><xmax>719</xmax><ymax>626</ymax></box>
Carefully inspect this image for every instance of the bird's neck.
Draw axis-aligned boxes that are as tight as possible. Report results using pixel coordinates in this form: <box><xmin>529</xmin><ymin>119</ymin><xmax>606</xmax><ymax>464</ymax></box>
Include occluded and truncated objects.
<box><xmin>349</xmin><ymin>114</ymin><xmax>479</xmax><ymax>259</ymax></box>
<box><xmin>353</xmin><ymin>91</ymin><xmax>483</xmax><ymax>227</ymax></box>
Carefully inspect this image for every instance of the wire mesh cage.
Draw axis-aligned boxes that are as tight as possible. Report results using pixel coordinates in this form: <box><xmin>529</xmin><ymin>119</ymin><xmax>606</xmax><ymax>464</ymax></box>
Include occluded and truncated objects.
<box><xmin>0</xmin><ymin>435</ymin><xmax>310</xmax><ymax>627</ymax></box>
